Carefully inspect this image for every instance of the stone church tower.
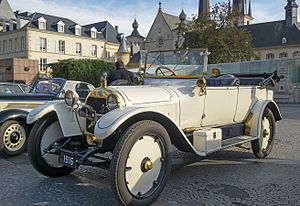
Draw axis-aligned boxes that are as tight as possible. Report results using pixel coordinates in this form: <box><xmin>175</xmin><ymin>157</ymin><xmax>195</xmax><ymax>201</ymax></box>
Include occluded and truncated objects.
<box><xmin>285</xmin><ymin>0</ymin><xmax>299</xmax><ymax>26</ymax></box>
<box><xmin>199</xmin><ymin>0</ymin><xmax>210</xmax><ymax>17</ymax></box>
<box><xmin>126</xmin><ymin>18</ymin><xmax>145</xmax><ymax>55</ymax></box>
<box><xmin>232</xmin><ymin>0</ymin><xmax>253</xmax><ymax>26</ymax></box>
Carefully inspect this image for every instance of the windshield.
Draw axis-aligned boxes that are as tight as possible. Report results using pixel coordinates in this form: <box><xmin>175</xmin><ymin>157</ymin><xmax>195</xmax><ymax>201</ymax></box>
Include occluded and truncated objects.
<box><xmin>30</xmin><ymin>79</ymin><xmax>65</xmax><ymax>94</ymax></box>
<box><xmin>145</xmin><ymin>49</ymin><xmax>205</xmax><ymax>77</ymax></box>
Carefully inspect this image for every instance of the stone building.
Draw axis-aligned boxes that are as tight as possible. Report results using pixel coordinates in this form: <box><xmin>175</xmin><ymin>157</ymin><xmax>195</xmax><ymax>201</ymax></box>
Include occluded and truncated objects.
<box><xmin>243</xmin><ymin>0</ymin><xmax>300</xmax><ymax>60</ymax></box>
<box><xmin>0</xmin><ymin>0</ymin><xmax>125</xmax><ymax>83</ymax></box>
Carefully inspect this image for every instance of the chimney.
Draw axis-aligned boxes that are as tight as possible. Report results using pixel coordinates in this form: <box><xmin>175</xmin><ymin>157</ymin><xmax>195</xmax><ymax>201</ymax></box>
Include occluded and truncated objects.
<box><xmin>115</xmin><ymin>25</ymin><xmax>119</xmax><ymax>33</ymax></box>
<box><xmin>285</xmin><ymin>0</ymin><xmax>298</xmax><ymax>27</ymax></box>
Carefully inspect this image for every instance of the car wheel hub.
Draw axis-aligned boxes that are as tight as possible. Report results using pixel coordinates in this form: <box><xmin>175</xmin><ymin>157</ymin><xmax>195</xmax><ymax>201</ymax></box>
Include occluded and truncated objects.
<box><xmin>125</xmin><ymin>135</ymin><xmax>163</xmax><ymax>197</ymax></box>
<box><xmin>3</xmin><ymin>124</ymin><xmax>26</xmax><ymax>151</ymax></box>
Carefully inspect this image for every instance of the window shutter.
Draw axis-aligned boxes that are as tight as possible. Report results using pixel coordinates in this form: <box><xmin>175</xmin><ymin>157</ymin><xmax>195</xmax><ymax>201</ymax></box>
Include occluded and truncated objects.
<box><xmin>36</xmin><ymin>38</ymin><xmax>40</xmax><ymax>51</ymax></box>
<box><xmin>56</xmin><ymin>40</ymin><xmax>59</xmax><ymax>53</ymax></box>
<box><xmin>16</xmin><ymin>39</ymin><xmax>19</xmax><ymax>51</ymax></box>
<box><xmin>97</xmin><ymin>46</ymin><xmax>100</xmax><ymax>58</ymax></box>
<box><xmin>65</xmin><ymin>41</ymin><xmax>68</xmax><ymax>54</ymax></box>
<box><xmin>90</xmin><ymin>45</ymin><xmax>92</xmax><ymax>56</ymax></box>
<box><xmin>81</xmin><ymin>43</ymin><xmax>84</xmax><ymax>56</ymax></box>
<box><xmin>47</xmin><ymin>38</ymin><xmax>50</xmax><ymax>52</ymax></box>
<box><xmin>0</xmin><ymin>41</ymin><xmax>2</xmax><ymax>54</ymax></box>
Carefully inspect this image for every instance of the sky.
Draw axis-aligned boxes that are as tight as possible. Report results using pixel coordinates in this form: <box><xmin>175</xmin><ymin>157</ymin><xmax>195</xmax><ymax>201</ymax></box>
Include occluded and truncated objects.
<box><xmin>9</xmin><ymin>0</ymin><xmax>292</xmax><ymax>37</ymax></box>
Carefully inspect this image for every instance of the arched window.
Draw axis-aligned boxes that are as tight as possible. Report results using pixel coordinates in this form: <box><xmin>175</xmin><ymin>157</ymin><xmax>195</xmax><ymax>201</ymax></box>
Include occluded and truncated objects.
<box><xmin>293</xmin><ymin>51</ymin><xmax>300</xmax><ymax>57</ymax></box>
<box><xmin>279</xmin><ymin>52</ymin><xmax>288</xmax><ymax>58</ymax></box>
<box><xmin>266</xmin><ymin>53</ymin><xmax>274</xmax><ymax>60</ymax></box>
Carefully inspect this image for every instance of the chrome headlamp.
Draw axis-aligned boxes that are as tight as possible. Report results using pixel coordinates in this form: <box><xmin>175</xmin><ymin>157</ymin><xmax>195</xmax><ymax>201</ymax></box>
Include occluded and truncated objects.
<box><xmin>107</xmin><ymin>94</ymin><xmax>120</xmax><ymax>110</ymax></box>
<box><xmin>64</xmin><ymin>90</ymin><xmax>79</xmax><ymax>107</ymax></box>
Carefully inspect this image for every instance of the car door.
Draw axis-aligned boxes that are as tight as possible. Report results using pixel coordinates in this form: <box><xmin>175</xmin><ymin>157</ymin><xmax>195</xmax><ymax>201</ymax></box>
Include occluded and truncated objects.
<box><xmin>201</xmin><ymin>86</ymin><xmax>238</xmax><ymax>127</ymax></box>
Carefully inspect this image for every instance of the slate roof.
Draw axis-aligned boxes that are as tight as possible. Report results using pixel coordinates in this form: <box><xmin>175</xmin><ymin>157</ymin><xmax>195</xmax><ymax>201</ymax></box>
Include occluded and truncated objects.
<box><xmin>161</xmin><ymin>12</ymin><xmax>181</xmax><ymax>31</ymax></box>
<box><xmin>21</xmin><ymin>12</ymin><xmax>105</xmax><ymax>40</ymax></box>
<box><xmin>83</xmin><ymin>21</ymin><xmax>120</xmax><ymax>44</ymax></box>
<box><xmin>242</xmin><ymin>20</ymin><xmax>300</xmax><ymax>48</ymax></box>
<box><xmin>0</xmin><ymin>0</ymin><xmax>16</xmax><ymax>21</ymax></box>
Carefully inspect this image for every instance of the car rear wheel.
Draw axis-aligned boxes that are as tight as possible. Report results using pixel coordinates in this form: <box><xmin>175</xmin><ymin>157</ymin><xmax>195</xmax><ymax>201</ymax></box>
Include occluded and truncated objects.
<box><xmin>111</xmin><ymin>120</ymin><xmax>172</xmax><ymax>206</ymax></box>
<box><xmin>251</xmin><ymin>108</ymin><xmax>276</xmax><ymax>159</ymax></box>
<box><xmin>27</xmin><ymin>114</ymin><xmax>74</xmax><ymax>177</ymax></box>
<box><xmin>0</xmin><ymin>120</ymin><xmax>28</xmax><ymax>157</ymax></box>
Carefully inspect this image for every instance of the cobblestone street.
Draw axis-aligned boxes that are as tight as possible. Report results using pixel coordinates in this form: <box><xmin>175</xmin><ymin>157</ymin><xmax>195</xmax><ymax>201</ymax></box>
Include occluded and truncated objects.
<box><xmin>0</xmin><ymin>104</ymin><xmax>299</xmax><ymax>206</ymax></box>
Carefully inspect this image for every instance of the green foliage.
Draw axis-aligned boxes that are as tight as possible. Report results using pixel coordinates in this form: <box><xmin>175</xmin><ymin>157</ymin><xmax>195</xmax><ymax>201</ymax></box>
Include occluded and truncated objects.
<box><xmin>49</xmin><ymin>59</ymin><xmax>114</xmax><ymax>86</ymax></box>
<box><xmin>179</xmin><ymin>2</ymin><xmax>258</xmax><ymax>64</ymax></box>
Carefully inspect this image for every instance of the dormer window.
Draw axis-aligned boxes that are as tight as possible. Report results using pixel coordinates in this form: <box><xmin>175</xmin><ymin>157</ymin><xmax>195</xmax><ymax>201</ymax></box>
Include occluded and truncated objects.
<box><xmin>75</xmin><ymin>25</ymin><xmax>81</xmax><ymax>36</ymax></box>
<box><xmin>39</xmin><ymin>21</ymin><xmax>45</xmax><ymax>29</ymax></box>
<box><xmin>57</xmin><ymin>21</ymin><xmax>65</xmax><ymax>33</ymax></box>
<box><xmin>91</xmin><ymin>31</ymin><xmax>96</xmax><ymax>38</ymax></box>
<box><xmin>38</xmin><ymin>17</ymin><xmax>47</xmax><ymax>30</ymax></box>
<box><xmin>282</xmin><ymin>37</ymin><xmax>287</xmax><ymax>44</ymax></box>
<box><xmin>90</xmin><ymin>27</ymin><xmax>97</xmax><ymax>38</ymax></box>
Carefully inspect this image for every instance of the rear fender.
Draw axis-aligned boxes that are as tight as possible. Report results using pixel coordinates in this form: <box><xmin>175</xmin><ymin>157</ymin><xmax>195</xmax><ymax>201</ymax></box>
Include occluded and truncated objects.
<box><xmin>249</xmin><ymin>100</ymin><xmax>281</xmax><ymax>137</ymax></box>
<box><xmin>27</xmin><ymin>101</ymin><xmax>84</xmax><ymax>137</ymax></box>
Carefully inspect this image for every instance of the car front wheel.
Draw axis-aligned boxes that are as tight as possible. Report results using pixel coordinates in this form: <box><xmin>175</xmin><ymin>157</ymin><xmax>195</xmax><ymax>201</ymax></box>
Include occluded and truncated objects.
<box><xmin>27</xmin><ymin>114</ymin><xmax>74</xmax><ymax>177</ymax></box>
<box><xmin>111</xmin><ymin>120</ymin><xmax>172</xmax><ymax>206</ymax></box>
<box><xmin>251</xmin><ymin>108</ymin><xmax>276</xmax><ymax>159</ymax></box>
<box><xmin>0</xmin><ymin>120</ymin><xmax>28</xmax><ymax>157</ymax></box>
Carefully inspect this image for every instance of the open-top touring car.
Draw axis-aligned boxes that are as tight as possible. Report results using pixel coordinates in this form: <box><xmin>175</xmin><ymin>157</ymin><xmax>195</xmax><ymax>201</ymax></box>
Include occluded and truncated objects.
<box><xmin>27</xmin><ymin>49</ymin><xmax>283</xmax><ymax>206</ymax></box>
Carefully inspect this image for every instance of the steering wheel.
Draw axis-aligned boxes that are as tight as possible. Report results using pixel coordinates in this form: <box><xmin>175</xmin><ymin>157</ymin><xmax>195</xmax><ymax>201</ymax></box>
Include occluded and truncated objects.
<box><xmin>155</xmin><ymin>66</ymin><xmax>177</xmax><ymax>76</ymax></box>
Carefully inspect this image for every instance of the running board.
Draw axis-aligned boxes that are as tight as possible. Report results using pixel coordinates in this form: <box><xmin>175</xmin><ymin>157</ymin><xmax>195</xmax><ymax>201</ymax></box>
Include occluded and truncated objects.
<box><xmin>221</xmin><ymin>136</ymin><xmax>258</xmax><ymax>149</ymax></box>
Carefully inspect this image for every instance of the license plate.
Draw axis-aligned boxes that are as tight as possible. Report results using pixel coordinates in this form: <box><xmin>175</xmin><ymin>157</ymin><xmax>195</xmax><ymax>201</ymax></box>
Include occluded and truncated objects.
<box><xmin>58</xmin><ymin>151</ymin><xmax>79</xmax><ymax>168</ymax></box>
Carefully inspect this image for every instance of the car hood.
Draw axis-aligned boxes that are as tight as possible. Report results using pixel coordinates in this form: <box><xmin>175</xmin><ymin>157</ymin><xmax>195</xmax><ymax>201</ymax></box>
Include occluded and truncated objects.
<box><xmin>113</xmin><ymin>86</ymin><xmax>173</xmax><ymax>104</ymax></box>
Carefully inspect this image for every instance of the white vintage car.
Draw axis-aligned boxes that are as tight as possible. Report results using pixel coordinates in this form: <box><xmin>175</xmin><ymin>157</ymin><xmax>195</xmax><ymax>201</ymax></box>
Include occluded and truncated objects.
<box><xmin>27</xmin><ymin>49</ymin><xmax>283</xmax><ymax>206</ymax></box>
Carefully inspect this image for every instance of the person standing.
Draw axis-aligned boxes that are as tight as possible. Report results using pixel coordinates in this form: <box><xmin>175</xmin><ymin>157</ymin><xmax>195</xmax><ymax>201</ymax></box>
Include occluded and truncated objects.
<box><xmin>107</xmin><ymin>61</ymin><xmax>134</xmax><ymax>85</ymax></box>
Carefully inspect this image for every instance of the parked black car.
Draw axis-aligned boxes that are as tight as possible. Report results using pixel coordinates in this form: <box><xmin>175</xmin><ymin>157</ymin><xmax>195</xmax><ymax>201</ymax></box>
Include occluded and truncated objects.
<box><xmin>0</xmin><ymin>78</ymin><xmax>94</xmax><ymax>157</ymax></box>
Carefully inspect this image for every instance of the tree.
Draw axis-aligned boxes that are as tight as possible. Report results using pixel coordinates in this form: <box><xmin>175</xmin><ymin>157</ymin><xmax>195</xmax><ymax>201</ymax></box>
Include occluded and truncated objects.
<box><xmin>48</xmin><ymin>59</ymin><xmax>114</xmax><ymax>86</ymax></box>
<box><xmin>179</xmin><ymin>2</ymin><xmax>258</xmax><ymax>64</ymax></box>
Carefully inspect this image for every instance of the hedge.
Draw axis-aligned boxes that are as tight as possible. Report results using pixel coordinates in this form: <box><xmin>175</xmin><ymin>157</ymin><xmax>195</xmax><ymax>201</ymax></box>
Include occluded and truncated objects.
<box><xmin>49</xmin><ymin>59</ymin><xmax>114</xmax><ymax>86</ymax></box>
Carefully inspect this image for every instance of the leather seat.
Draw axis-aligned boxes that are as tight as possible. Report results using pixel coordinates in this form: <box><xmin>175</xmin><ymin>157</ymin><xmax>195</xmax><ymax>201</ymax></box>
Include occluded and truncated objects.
<box><xmin>206</xmin><ymin>74</ymin><xmax>240</xmax><ymax>87</ymax></box>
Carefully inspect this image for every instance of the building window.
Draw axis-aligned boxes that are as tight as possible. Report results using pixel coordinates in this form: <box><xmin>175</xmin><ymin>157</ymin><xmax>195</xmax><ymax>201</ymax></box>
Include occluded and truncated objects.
<box><xmin>58</xmin><ymin>25</ymin><xmax>64</xmax><ymax>33</ymax></box>
<box><xmin>40</xmin><ymin>38</ymin><xmax>46</xmax><ymax>52</ymax></box>
<box><xmin>59</xmin><ymin>40</ymin><xmax>65</xmax><ymax>54</ymax></box>
<box><xmin>91</xmin><ymin>31</ymin><xmax>96</xmax><ymax>38</ymax></box>
<box><xmin>3</xmin><ymin>40</ymin><xmax>8</xmax><ymax>53</ymax></box>
<box><xmin>9</xmin><ymin>39</ymin><xmax>13</xmax><ymax>52</ymax></box>
<box><xmin>39</xmin><ymin>58</ymin><xmax>47</xmax><ymax>71</ymax></box>
<box><xmin>293</xmin><ymin>51</ymin><xmax>300</xmax><ymax>57</ymax></box>
<box><xmin>76</xmin><ymin>43</ymin><xmax>81</xmax><ymax>55</ymax></box>
<box><xmin>282</xmin><ymin>37</ymin><xmax>287</xmax><ymax>44</ymax></box>
<box><xmin>39</xmin><ymin>21</ymin><xmax>46</xmax><ymax>29</ymax></box>
<box><xmin>91</xmin><ymin>45</ymin><xmax>97</xmax><ymax>57</ymax></box>
<box><xmin>279</xmin><ymin>52</ymin><xmax>288</xmax><ymax>58</ymax></box>
<box><xmin>75</xmin><ymin>28</ymin><xmax>81</xmax><ymax>36</ymax></box>
<box><xmin>21</xmin><ymin>37</ymin><xmax>26</xmax><ymax>51</ymax></box>
<box><xmin>15</xmin><ymin>38</ymin><xmax>19</xmax><ymax>51</ymax></box>
<box><xmin>266</xmin><ymin>53</ymin><xmax>274</xmax><ymax>60</ymax></box>
<box><xmin>106</xmin><ymin>51</ymin><xmax>110</xmax><ymax>58</ymax></box>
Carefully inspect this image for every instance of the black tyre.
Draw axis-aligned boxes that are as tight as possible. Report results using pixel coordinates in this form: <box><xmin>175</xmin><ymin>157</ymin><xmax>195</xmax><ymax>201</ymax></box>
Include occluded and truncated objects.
<box><xmin>111</xmin><ymin>120</ymin><xmax>172</xmax><ymax>206</ymax></box>
<box><xmin>0</xmin><ymin>120</ymin><xmax>28</xmax><ymax>157</ymax></box>
<box><xmin>27</xmin><ymin>114</ymin><xmax>74</xmax><ymax>177</ymax></box>
<box><xmin>251</xmin><ymin>108</ymin><xmax>276</xmax><ymax>159</ymax></box>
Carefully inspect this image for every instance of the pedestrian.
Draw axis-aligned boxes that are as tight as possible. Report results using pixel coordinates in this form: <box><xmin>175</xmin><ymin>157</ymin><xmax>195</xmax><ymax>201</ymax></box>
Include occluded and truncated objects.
<box><xmin>107</xmin><ymin>61</ymin><xmax>134</xmax><ymax>85</ymax></box>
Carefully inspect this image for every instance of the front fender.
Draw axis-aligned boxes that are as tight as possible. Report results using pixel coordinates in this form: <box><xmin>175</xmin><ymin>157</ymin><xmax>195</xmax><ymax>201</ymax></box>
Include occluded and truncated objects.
<box><xmin>0</xmin><ymin>109</ymin><xmax>28</xmax><ymax>125</ymax></box>
<box><xmin>94</xmin><ymin>106</ymin><xmax>207</xmax><ymax>156</ymax></box>
<box><xmin>250</xmin><ymin>100</ymin><xmax>281</xmax><ymax>137</ymax></box>
<box><xmin>27</xmin><ymin>101</ymin><xmax>84</xmax><ymax>137</ymax></box>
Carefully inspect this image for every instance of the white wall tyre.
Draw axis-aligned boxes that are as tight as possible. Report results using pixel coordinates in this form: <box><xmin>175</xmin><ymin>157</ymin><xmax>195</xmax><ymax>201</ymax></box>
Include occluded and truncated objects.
<box><xmin>111</xmin><ymin>120</ymin><xmax>172</xmax><ymax>206</ymax></box>
<box><xmin>251</xmin><ymin>108</ymin><xmax>276</xmax><ymax>159</ymax></box>
<box><xmin>27</xmin><ymin>114</ymin><xmax>74</xmax><ymax>177</ymax></box>
<box><xmin>0</xmin><ymin>120</ymin><xmax>28</xmax><ymax>157</ymax></box>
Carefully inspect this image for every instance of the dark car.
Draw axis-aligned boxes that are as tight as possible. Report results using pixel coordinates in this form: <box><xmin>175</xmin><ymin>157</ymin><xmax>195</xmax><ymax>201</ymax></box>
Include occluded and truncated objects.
<box><xmin>0</xmin><ymin>83</ymin><xmax>32</xmax><ymax>94</ymax></box>
<box><xmin>0</xmin><ymin>78</ymin><xmax>94</xmax><ymax>157</ymax></box>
